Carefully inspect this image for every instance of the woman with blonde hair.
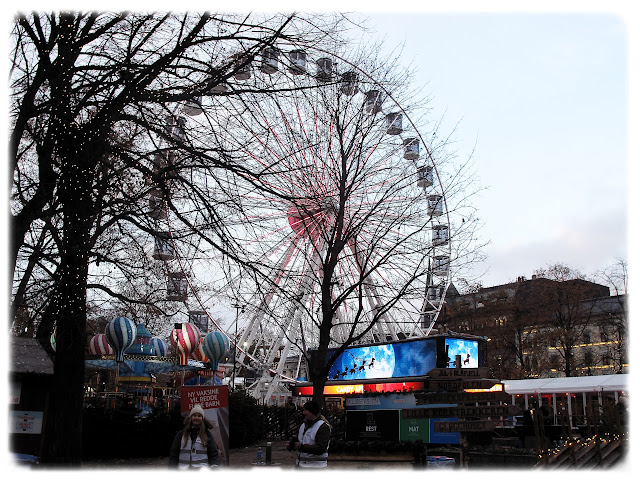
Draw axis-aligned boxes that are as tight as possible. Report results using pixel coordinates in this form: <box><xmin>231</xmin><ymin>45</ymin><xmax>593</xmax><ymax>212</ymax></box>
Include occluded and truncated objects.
<box><xmin>169</xmin><ymin>404</ymin><xmax>219</xmax><ymax>468</ymax></box>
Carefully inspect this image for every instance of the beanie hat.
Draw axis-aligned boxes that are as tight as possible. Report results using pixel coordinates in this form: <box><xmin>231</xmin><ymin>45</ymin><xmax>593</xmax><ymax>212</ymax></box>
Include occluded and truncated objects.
<box><xmin>190</xmin><ymin>404</ymin><xmax>205</xmax><ymax>417</ymax></box>
<box><xmin>303</xmin><ymin>401</ymin><xmax>320</xmax><ymax>416</ymax></box>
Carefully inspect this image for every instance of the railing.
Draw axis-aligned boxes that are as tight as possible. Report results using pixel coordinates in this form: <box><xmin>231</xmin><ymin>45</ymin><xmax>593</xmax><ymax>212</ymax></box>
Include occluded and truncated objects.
<box><xmin>84</xmin><ymin>384</ymin><xmax>180</xmax><ymax>412</ymax></box>
<box><xmin>260</xmin><ymin>405</ymin><xmax>346</xmax><ymax>441</ymax></box>
<box><xmin>534</xmin><ymin>398</ymin><xmax>627</xmax><ymax>467</ymax></box>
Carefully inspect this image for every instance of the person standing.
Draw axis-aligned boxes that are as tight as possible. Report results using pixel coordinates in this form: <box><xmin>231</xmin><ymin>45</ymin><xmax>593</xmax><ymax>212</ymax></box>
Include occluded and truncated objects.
<box><xmin>169</xmin><ymin>404</ymin><xmax>219</xmax><ymax>468</ymax></box>
<box><xmin>287</xmin><ymin>400</ymin><xmax>331</xmax><ymax>468</ymax></box>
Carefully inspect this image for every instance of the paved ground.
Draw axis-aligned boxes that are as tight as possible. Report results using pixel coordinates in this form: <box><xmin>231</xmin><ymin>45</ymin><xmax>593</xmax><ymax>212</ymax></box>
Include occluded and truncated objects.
<box><xmin>80</xmin><ymin>440</ymin><xmax>415</xmax><ymax>470</ymax></box>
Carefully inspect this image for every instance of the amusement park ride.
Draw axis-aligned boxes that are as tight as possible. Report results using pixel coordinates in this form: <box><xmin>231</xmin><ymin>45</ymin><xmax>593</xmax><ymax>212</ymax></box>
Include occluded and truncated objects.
<box><xmin>82</xmin><ymin>44</ymin><xmax>455</xmax><ymax>405</ymax></box>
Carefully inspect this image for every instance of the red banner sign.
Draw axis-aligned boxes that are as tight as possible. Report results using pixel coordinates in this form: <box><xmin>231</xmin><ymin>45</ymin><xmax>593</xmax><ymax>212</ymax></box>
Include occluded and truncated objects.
<box><xmin>180</xmin><ymin>385</ymin><xmax>229</xmax><ymax>412</ymax></box>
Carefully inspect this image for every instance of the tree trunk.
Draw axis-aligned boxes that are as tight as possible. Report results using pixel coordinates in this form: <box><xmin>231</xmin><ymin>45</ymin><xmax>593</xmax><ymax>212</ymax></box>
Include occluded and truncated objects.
<box><xmin>41</xmin><ymin>148</ymin><xmax>93</xmax><ymax>464</ymax></box>
<box><xmin>310</xmin><ymin>343</ymin><xmax>329</xmax><ymax>407</ymax></box>
<box><xmin>44</xmin><ymin>295</ymin><xmax>87</xmax><ymax>464</ymax></box>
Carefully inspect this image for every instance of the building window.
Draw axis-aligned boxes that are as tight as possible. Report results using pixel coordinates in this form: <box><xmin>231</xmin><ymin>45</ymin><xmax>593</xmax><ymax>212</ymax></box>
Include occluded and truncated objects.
<box><xmin>584</xmin><ymin>349</ymin><xmax>593</xmax><ymax>366</ymax></box>
<box><xmin>531</xmin><ymin>356</ymin><xmax>539</xmax><ymax>370</ymax></box>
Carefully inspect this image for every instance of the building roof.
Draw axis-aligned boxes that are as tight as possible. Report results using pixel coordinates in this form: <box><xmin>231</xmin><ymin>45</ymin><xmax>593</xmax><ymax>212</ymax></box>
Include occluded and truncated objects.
<box><xmin>588</xmin><ymin>294</ymin><xmax>625</xmax><ymax>315</ymax></box>
<box><xmin>503</xmin><ymin>374</ymin><xmax>628</xmax><ymax>395</ymax></box>
<box><xmin>11</xmin><ymin>337</ymin><xmax>54</xmax><ymax>375</ymax></box>
<box><xmin>449</xmin><ymin>276</ymin><xmax>611</xmax><ymax>303</ymax></box>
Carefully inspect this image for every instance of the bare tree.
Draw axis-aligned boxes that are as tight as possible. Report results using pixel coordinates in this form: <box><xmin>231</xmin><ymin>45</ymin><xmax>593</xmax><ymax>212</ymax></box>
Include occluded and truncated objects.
<box><xmin>10</xmin><ymin>11</ymin><xmax>353</xmax><ymax>464</ymax></box>
<box><xmin>596</xmin><ymin>258</ymin><xmax>628</xmax><ymax>296</ymax></box>
<box><xmin>594</xmin><ymin>259</ymin><xmax>627</xmax><ymax>373</ymax></box>
<box><xmin>532</xmin><ymin>264</ymin><xmax>609</xmax><ymax>376</ymax></box>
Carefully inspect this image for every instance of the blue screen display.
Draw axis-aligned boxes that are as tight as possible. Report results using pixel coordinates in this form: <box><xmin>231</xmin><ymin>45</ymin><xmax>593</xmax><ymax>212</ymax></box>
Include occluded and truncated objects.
<box><xmin>326</xmin><ymin>338</ymin><xmax>438</xmax><ymax>381</ymax></box>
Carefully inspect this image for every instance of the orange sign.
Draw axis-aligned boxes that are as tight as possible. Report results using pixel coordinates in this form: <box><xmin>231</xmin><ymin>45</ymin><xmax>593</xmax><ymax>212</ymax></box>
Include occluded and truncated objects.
<box><xmin>325</xmin><ymin>384</ymin><xmax>364</xmax><ymax>394</ymax></box>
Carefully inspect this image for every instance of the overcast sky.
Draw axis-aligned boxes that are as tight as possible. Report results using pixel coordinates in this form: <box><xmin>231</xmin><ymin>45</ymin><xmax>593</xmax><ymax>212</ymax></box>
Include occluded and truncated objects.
<box><xmin>353</xmin><ymin>6</ymin><xmax>632</xmax><ymax>288</ymax></box>
<box><xmin>6</xmin><ymin>2</ymin><xmax>635</xmax><ymax>315</ymax></box>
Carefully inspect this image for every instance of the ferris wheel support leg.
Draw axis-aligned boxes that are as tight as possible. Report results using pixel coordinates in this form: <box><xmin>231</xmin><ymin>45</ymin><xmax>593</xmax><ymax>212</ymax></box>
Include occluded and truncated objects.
<box><xmin>259</xmin><ymin>240</ymin><xmax>316</xmax><ymax>368</ymax></box>
<box><xmin>364</xmin><ymin>283</ymin><xmax>398</xmax><ymax>342</ymax></box>
<box><xmin>262</xmin><ymin>254</ymin><xmax>320</xmax><ymax>402</ymax></box>
<box><xmin>262</xmin><ymin>348</ymin><xmax>291</xmax><ymax>402</ymax></box>
<box><xmin>346</xmin><ymin>241</ymin><xmax>383</xmax><ymax>340</ymax></box>
<box><xmin>234</xmin><ymin>239</ymin><xmax>301</xmax><ymax>368</ymax></box>
<box><xmin>347</xmin><ymin>239</ymin><xmax>398</xmax><ymax>342</ymax></box>
<box><xmin>262</xmin><ymin>311</ymin><xmax>297</xmax><ymax>378</ymax></box>
<box><xmin>295</xmin><ymin>350</ymin><xmax>303</xmax><ymax>380</ymax></box>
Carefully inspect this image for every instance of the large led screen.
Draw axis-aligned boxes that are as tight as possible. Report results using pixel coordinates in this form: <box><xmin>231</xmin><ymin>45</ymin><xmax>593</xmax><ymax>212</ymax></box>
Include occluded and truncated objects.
<box><xmin>444</xmin><ymin>338</ymin><xmax>479</xmax><ymax>368</ymax></box>
<box><xmin>326</xmin><ymin>338</ymin><xmax>437</xmax><ymax>381</ymax></box>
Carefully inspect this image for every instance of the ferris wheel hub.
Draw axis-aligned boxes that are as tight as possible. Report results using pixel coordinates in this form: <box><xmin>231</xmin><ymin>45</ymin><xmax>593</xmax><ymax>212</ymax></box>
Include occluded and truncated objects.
<box><xmin>287</xmin><ymin>198</ymin><xmax>336</xmax><ymax>236</ymax></box>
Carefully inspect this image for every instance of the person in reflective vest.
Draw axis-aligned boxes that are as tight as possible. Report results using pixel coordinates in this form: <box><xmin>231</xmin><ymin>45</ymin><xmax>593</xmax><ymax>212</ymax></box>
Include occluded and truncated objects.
<box><xmin>169</xmin><ymin>404</ymin><xmax>219</xmax><ymax>468</ymax></box>
<box><xmin>287</xmin><ymin>400</ymin><xmax>331</xmax><ymax>468</ymax></box>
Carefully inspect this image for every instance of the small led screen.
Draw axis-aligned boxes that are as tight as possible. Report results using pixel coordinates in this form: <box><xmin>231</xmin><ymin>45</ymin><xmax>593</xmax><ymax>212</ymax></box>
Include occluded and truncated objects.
<box><xmin>444</xmin><ymin>338</ymin><xmax>479</xmax><ymax>368</ymax></box>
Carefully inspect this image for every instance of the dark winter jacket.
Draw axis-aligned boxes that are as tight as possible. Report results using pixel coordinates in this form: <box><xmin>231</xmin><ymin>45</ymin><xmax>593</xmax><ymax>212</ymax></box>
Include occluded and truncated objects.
<box><xmin>168</xmin><ymin>427</ymin><xmax>219</xmax><ymax>468</ymax></box>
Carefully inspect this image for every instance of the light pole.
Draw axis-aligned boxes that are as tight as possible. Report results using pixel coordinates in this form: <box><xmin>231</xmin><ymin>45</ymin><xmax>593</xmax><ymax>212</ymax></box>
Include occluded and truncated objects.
<box><xmin>232</xmin><ymin>303</ymin><xmax>244</xmax><ymax>390</ymax></box>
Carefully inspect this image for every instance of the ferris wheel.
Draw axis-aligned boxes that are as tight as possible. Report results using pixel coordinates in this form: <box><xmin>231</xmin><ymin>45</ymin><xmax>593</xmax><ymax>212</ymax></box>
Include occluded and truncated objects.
<box><xmin>156</xmin><ymin>45</ymin><xmax>452</xmax><ymax>401</ymax></box>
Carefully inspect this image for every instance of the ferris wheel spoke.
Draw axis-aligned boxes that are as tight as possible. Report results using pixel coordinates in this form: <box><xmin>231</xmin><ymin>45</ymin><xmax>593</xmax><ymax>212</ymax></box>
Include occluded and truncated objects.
<box><xmin>245</xmin><ymin>221</ymin><xmax>297</xmax><ymax>247</ymax></box>
<box><xmin>273</xmin><ymin>98</ymin><xmax>326</xmax><ymax>186</ymax></box>
<box><xmin>253</xmin><ymin>116</ymin><xmax>317</xmax><ymax>191</ymax></box>
<box><xmin>237</xmin><ymin>147</ymin><xmax>313</xmax><ymax>199</ymax></box>
<box><xmin>311</xmin><ymin>104</ymin><xmax>333</xmax><ymax>192</ymax></box>
<box><xmin>351</xmin><ymin>235</ymin><xmax>431</xmax><ymax>310</ymax></box>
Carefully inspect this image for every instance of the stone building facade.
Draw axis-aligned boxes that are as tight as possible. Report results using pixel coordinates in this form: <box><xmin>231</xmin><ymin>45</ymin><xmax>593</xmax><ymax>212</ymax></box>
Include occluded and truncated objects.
<box><xmin>435</xmin><ymin>276</ymin><xmax>627</xmax><ymax>379</ymax></box>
